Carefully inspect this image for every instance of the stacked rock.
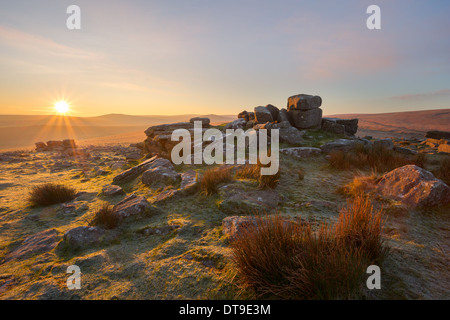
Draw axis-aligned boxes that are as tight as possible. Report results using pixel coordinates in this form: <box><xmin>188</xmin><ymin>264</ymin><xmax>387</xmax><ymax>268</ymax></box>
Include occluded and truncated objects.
<box><xmin>286</xmin><ymin>94</ymin><xmax>323</xmax><ymax>129</ymax></box>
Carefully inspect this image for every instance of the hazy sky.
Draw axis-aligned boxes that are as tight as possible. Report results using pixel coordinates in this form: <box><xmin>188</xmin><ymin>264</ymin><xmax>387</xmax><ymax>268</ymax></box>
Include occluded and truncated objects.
<box><xmin>0</xmin><ymin>0</ymin><xmax>449</xmax><ymax>116</ymax></box>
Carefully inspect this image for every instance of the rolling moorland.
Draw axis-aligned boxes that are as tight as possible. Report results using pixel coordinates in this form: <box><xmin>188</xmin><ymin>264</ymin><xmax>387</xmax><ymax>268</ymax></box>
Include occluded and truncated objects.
<box><xmin>0</xmin><ymin>109</ymin><xmax>449</xmax><ymax>151</ymax></box>
<box><xmin>0</xmin><ymin>105</ymin><xmax>449</xmax><ymax>300</ymax></box>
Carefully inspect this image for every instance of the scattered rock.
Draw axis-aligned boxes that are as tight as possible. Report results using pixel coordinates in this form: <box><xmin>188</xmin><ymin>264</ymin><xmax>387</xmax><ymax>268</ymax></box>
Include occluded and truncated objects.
<box><xmin>102</xmin><ymin>185</ymin><xmax>125</xmax><ymax>196</ymax></box>
<box><xmin>394</xmin><ymin>146</ymin><xmax>418</xmax><ymax>155</ymax></box>
<box><xmin>190</xmin><ymin>117</ymin><xmax>210</xmax><ymax>127</ymax></box>
<box><xmin>62</xmin><ymin>226</ymin><xmax>118</xmax><ymax>251</ymax></box>
<box><xmin>280</xmin><ymin>147</ymin><xmax>321</xmax><ymax>158</ymax></box>
<box><xmin>142</xmin><ymin>165</ymin><xmax>181</xmax><ymax>186</ymax></box>
<box><xmin>438</xmin><ymin>144</ymin><xmax>450</xmax><ymax>154</ymax></box>
<box><xmin>218</xmin><ymin>185</ymin><xmax>280</xmax><ymax>215</ymax></box>
<box><xmin>112</xmin><ymin>194</ymin><xmax>160</xmax><ymax>221</ymax></box>
<box><xmin>151</xmin><ymin>189</ymin><xmax>178</xmax><ymax>204</ymax></box>
<box><xmin>222</xmin><ymin>216</ymin><xmax>260</xmax><ymax>240</ymax></box>
<box><xmin>322</xmin><ymin>118</ymin><xmax>358</xmax><ymax>136</ymax></box>
<box><xmin>377</xmin><ymin>165</ymin><xmax>450</xmax><ymax>207</ymax></box>
<box><xmin>3</xmin><ymin>229</ymin><xmax>60</xmax><ymax>262</ymax></box>
<box><xmin>142</xmin><ymin>225</ymin><xmax>180</xmax><ymax>236</ymax></box>
<box><xmin>179</xmin><ymin>170</ymin><xmax>200</xmax><ymax>194</ymax></box>
<box><xmin>112</xmin><ymin>156</ymin><xmax>167</xmax><ymax>184</ymax></box>
<box><xmin>374</xmin><ymin>138</ymin><xmax>394</xmax><ymax>150</ymax></box>
<box><xmin>320</xmin><ymin>139</ymin><xmax>362</xmax><ymax>154</ymax></box>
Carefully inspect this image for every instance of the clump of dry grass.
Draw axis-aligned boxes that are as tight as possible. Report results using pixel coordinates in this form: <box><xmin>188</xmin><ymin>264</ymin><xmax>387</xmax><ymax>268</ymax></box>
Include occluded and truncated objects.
<box><xmin>297</xmin><ymin>167</ymin><xmax>305</xmax><ymax>180</ymax></box>
<box><xmin>328</xmin><ymin>144</ymin><xmax>422</xmax><ymax>173</ymax></box>
<box><xmin>89</xmin><ymin>203</ymin><xmax>118</xmax><ymax>229</ymax></box>
<box><xmin>231</xmin><ymin>195</ymin><xmax>387</xmax><ymax>299</ymax></box>
<box><xmin>338</xmin><ymin>173</ymin><xmax>379</xmax><ymax>197</ymax></box>
<box><xmin>258</xmin><ymin>171</ymin><xmax>280</xmax><ymax>189</ymax></box>
<box><xmin>200</xmin><ymin>166</ymin><xmax>233</xmax><ymax>195</ymax></box>
<box><xmin>235</xmin><ymin>164</ymin><xmax>260</xmax><ymax>179</ymax></box>
<box><xmin>29</xmin><ymin>183</ymin><xmax>76</xmax><ymax>206</ymax></box>
<box><xmin>335</xmin><ymin>196</ymin><xmax>387</xmax><ymax>262</ymax></box>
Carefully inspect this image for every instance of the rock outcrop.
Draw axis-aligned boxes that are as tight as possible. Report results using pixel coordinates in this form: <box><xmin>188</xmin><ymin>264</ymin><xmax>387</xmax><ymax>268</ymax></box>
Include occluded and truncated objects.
<box><xmin>321</xmin><ymin>118</ymin><xmax>358</xmax><ymax>136</ymax></box>
<box><xmin>287</xmin><ymin>94</ymin><xmax>323</xmax><ymax>129</ymax></box>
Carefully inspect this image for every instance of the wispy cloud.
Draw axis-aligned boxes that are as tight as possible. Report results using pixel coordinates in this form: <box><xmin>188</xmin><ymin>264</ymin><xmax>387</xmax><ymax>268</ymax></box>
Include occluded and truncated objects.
<box><xmin>391</xmin><ymin>89</ymin><xmax>450</xmax><ymax>100</ymax></box>
<box><xmin>0</xmin><ymin>25</ymin><xmax>101</xmax><ymax>60</ymax></box>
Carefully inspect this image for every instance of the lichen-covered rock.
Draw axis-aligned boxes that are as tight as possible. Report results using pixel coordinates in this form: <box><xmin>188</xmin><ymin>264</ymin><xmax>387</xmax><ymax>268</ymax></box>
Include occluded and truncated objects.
<box><xmin>374</xmin><ymin>138</ymin><xmax>394</xmax><ymax>150</ymax></box>
<box><xmin>142</xmin><ymin>166</ymin><xmax>181</xmax><ymax>186</ymax></box>
<box><xmin>280</xmin><ymin>147</ymin><xmax>321</xmax><ymax>158</ymax></box>
<box><xmin>224</xmin><ymin>118</ymin><xmax>247</xmax><ymax>130</ymax></box>
<box><xmin>102</xmin><ymin>184</ymin><xmax>124</xmax><ymax>196</ymax></box>
<box><xmin>320</xmin><ymin>139</ymin><xmax>362</xmax><ymax>154</ymax></box>
<box><xmin>287</xmin><ymin>94</ymin><xmax>322</xmax><ymax>111</ymax></box>
<box><xmin>112</xmin><ymin>156</ymin><xmax>170</xmax><ymax>184</ymax></box>
<box><xmin>222</xmin><ymin>216</ymin><xmax>260</xmax><ymax>240</ymax></box>
<box><xmin>289</xmin><ymin>108</ymin><xmax>322</xmax><ymax>129</ymax></box>
<box><xmin>62</xmin><ymin>226</ymin><xmax>118</xmax><ymax>251</ymax></box>
<box><xmin>377</xmin><ymin>165</ymin><xmax>450</xmax><ymax>207</ymax></box>
<box><xmin>112</xmin><ymin>194</ymin><xmax>160</xmax><ymax>221</ymax></box>
<box><xmin>254</xmin><ymin>106</ymin><xmax>273</xmax><ymax>124</ymax></box>
<box><xmin>265</xmin><ymin>104</ymin><xmax>279</xmax><ymax>122</ymax></box>
<box><xmin>278</xmin><ymin>126</ymin><xmax>305</xmax><ymax>145</ymax></box>
<box><xmin>218</xmin><ymin>185</ymin><xmax>280</xmax><ymax>215</ymax></box>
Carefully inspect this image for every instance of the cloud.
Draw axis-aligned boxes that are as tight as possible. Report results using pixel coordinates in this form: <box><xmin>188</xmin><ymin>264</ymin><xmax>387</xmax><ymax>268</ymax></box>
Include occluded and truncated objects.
<box><xmin>294</xmin><ymin>29</ymin><xmax>398</xmax><ymax>80</ymax></box>
<box><xmin>0</xmin><ymin>25</ymin><xmax>101</xmax><ymax>60</ymax></box>
<box><xmin>391</xmin><ymin>89</ymin><xmax>450</xmax><ymax>100</ymax></box>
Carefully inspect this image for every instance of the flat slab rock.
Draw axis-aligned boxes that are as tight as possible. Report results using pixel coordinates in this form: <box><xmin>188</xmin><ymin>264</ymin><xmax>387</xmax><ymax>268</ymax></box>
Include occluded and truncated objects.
<box><xmin>280</xmin><ymin>147</ymin><xmax>321</xmax><ymax>158</ymax></box>
<box><xmin>112</xmin><ymin>156</ymin><xmax>171</xmax><ymax>184</ymax></box>
<box><xmin>112</xmin><ymin>194</ymin><xmax>160</xmax><ymax>221</ymax></box>
<box><xmin>218</xmin><ymin>185</ymin><xmax>280</xmax><ymax>215</ymax></box>
<box><xmin>377</xmin><ymin>165</ymin><xmax>450</xmax><ymax>207</ymax></box>
<box><xmin>62</xmin><ymin>226</ymin><xmax>119</xmax><ymax>251</ymax></box>
<box><xmin>3</xmin><ymin>229</ymin><xmax>60</xmax><ymax>262</ymax></box>
<box><xmin>222</xmin><ymin>216</ymin><xmax>299</xmax><ymax>240</ymax></box>
<box><xmin>102</xmin><ymin>184</ymin><xmax>124</xmax><ymax>196</ymax></box>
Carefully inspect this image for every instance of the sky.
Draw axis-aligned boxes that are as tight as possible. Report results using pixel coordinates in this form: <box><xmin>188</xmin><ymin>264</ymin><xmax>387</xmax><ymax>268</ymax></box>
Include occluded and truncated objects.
<box><xmin>0</xmin><ymin>0</ymin><xmax>449</xmax><ymax>116</ymax></box>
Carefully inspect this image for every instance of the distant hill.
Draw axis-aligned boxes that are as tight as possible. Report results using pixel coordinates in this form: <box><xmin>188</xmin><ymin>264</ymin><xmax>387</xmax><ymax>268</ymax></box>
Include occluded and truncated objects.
<box><xmin>327</xmin><ymin>109</ymin><xmax>450</xmax><ymax>139</ymax></box>
<box><xmin>0</xmin><ymin>114</ymin><xmax>235</xmax><ymax>151</ymax></box>
<box><xmin>0</xmin><ymin>109</ymin><xmax>448</xmax><ymax>151</ymax></box>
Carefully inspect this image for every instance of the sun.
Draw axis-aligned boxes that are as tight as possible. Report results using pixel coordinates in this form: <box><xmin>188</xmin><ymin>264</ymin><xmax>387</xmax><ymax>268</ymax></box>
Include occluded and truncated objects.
<box><xmin>54</xmin><ymin>101</ymin><xmax>70</xmax><ymax>114</ymax></box>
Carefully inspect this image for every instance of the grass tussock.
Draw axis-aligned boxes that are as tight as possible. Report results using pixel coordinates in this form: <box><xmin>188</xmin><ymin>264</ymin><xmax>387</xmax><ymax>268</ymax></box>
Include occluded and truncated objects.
<box><xmin>231</xmin><ymin>195</ymin><xmax>386</xmax><ymax>299</ymax></box>
<box><xmin>90</xmin><ymin>203</ymin><xmax>117</xmax><ymax>229</ymax></box>
<box><xmin>200</xmin><ymin>166</ymin><xmax>233</xmax><ymax>195</ymax></box>
<box><xmin>328</xmin><ymin>144</ymin><xmax>425</xmax><ymax>173</ymax></box>
<box><xmin>338</xmin><ymin>173</ymin><xmax>379</xmax><ymax>197</ymax></box>
<box><xmin>235</xmin><ymin>164</ymin><xmax>260</xmax><ymax>180</ymax></box>
<box><xmin>29</xmin><ymin>183</ymin><xmax>76</xmax><ymax>206</ymax></box>
<box><xmin>258</xmin><ymin>171</ymin><xmax>280</xmax><ymax>189</ymax></box>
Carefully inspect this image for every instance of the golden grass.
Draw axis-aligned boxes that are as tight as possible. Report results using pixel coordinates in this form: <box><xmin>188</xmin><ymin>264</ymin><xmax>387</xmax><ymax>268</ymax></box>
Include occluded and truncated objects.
<box><xmin>328</xmin><ymin>144</ymin><xmax>426</xmax><ymax>173</ymax></box>
<box><xmin>231</xmin><ymin>195</ymin><xmax>387</xmax><ymax>299</ymax></box>
<box><xmin>89</xmin><ymin>202</ymin><xmax>118</xmax><ymax>229</ymax></box>
<box><xmin>200</xmin><ymin>166</ymin><xmax>233</xmax><ymax>195</ymax></box>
